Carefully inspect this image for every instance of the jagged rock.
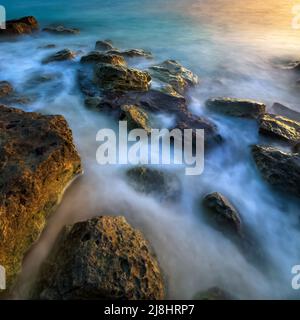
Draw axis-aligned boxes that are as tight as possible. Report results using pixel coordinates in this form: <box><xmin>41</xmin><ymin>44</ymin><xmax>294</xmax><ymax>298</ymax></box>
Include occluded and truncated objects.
<box><xmin>149</xmin><ymin>60</ymin><xmax>198</xmax><ymax>94</ymax></box>
<box><xmin>32</xmin><ymin>216</ymin><xmax>165</xmax><ymax>300</ymax></box>
<box><xmin>206</xmin><ymin>98</ymin><xmax>266</xmax><ymax>119</ymax></box>
<box><xmin>95</xmin><ymin>40</ymin><xmax>115</xmax><ymax>51</ymax></box>
<box><xmin>252</xmin><ymin>145</ymin><xmax>300</xmax><ymax>197</ymax></box>
<box><xmin>202</xmin><ymin>192</ymin><xmax>242</xmax><ymax>235</ymax></box>
<box><xmin>126</xmin><ymin>167</ymin><xmax>181</xmax><ymax>202</ymax></box>
<box><xmin>120</xmin><ymin>105</ymin><xmax>151</xmax><ymax>133</ymax></box>
<box><xmin>43</xmin><ymin>25</ymin><xmax>79</xmax><ymax>35</ymax></box>
<box><xmin>0</xmin><ymin>16</ymin><xmax>39</xmax><ymax>36</ymax></box>
<box><xmin>108</xmin><ymin>49</ymin><xmax>152</xmax><ymax>59</ymax></box>
<box><xmin>271</xmin><ymin>103</ymin><xmax>300</xmax><ymax>122</ymax></box>
<box><xmin>0</xmin><ymin>81</ymin><xmax>13</xmax><ymax>98</ymax></box>
<box><xmin>259</xmin><ymin>114</ymin><xmax>300</xmax><ymax>144</ymax></box>
<box><xmin>80</xmin><ymin>51</ymin><xmax>126</xmax><ymax>66</ymax></box>
<box><xmin>193</xmin><ymin>287</ymin><xmax>233</xmax><ymax>300</ymax></box>
<box><xmin>94</xmin><ymin>63</ymin><xmax>151</xmax><ymax>92</ymax></box>
<box><xmin>0</xmin><ymin>105</ymin><xmax>82</xmax><ymax>294</ymax></box>
<box><xmin>42</xmin><ymin>49</ymin><xmax>76</xmax><ymax>64</ymax></box>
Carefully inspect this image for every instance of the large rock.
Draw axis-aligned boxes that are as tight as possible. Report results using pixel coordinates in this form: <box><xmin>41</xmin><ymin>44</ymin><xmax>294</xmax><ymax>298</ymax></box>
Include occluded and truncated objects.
<box><xmin>80</xmin><ymin>51</ymin><xmax>126</xmax><ymax>66</ymax></box>
<box><xmin>206</xmin><ymin>98</ymin><xmax>266</xmax><ymax>119</ymax></box>
<box><xmin>95</xmin><ymin>40</ymin><xmax>114</xmax><ymax>51</ymax></box>
<box><xmin>120</xmin><ymin>105</ymin><xmax>152</xmax><ymax>133</ymax></box>
<box><xmin>43</xmin><ymin>25</ymin><xmax>79</xmax><ymax>35</ymax></box>
<box><xmin>252</xmin><ymin>145</ymin><xmax>300</xmax><ymax>197</ymax></box>
<box><xmin>271</xmin><ymin>103</ymin><xmax>300</xmax><ymax>122</ymax></box>
<box><xmin>94</xmin><ymin>63</ymin><xmax>151</xmax><ymax>92</ymax></box>
<box><xmin>33</xmin><ymin>216</ymin><xmax>165</xmax><ymax>300</ymax></box>
<box><xmin>0</xmin><ymin>16</ymin><xmax>38</xmax><ymax>36</ymax></box>
<box><xmin>42</xmin><ymin>49</ymin><xmax>76</xmax><ymax>64</ymax></box>
<box><xmin>0</xmin><ymin>81</ymin><xmax>13</xmax><ymax>98</ymax></box>
<box><xmin>259</xmin><ymin>114</ymin><xmax>300</xmax><ymax>144</ymax></box>
<box><xmin>149</xmin><ymin>60</ymin><xmax>198</xmax><ymax>94</ymax></box>
<box><xmin>0</xmin><ymin>105</ymin><xmax>82</xmax><ymax>294</ymax></box>
<box><xmin>108</xmin><ymin>49</ymin><xmax>152</xmax><ymax>59</ymax></box>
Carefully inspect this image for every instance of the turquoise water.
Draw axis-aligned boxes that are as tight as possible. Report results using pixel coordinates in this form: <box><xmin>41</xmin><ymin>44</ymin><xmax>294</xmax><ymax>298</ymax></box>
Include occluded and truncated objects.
<box><xmin>1</xmin><ymin>1</ymin><xmax>300</xmax><ymax>299</ymax></box>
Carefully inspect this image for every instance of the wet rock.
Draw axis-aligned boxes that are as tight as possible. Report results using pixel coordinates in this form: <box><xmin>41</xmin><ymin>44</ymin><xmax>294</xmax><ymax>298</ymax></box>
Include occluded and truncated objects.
<box><xmin>120</xmin><ymin>105</ymin><xmax>151</xmax><ymax>133</ymax></box>
<box><xmin>202</xmin><ymin>192</ymin><xmax>242</xmax><ymax>235</ymax></box>
<box><xmin>80</xmin><ymin>51</ymin><xmax>127</xmax><ymax>66</ymax></box>
<box><xmin>42</xmin><ymin>49</ymin><xmax>76</xmax><ymax>64</ymax></box>
<box><xmin>84</xmin><ymin>96</ymin><xmax>103</xmax><ymax>109</ymax></box>
<box><xmin>126</xmin><ymin>167</ymin><xmax>181</xmax><ymax>202</ymax></box>
<box><xmin>32</xmin><ymin>216</ymin><xmax>165</xmax><ymax>300</ymax></box>
<box><xmin>77</xmin><ymin>69</ymin><xmax>99</xmax><ymax>97</ymax></box>
<box><xmin>108</xmin><ymin>49</ymin><xmax>152</xmax><ymax>59</ymax></box>
<box><xmin>43</xmin><ymin>25</ymin><xmax>80</xmax><ymax>35</ymax></box>
<box><xmin>259</xmin><ymin>114</ymin><xmax>300</xmax><ymax>144</ymax></box>
<box><xmin>0</xmin><ymin>81</ymin><xmax>13</xmax><ymax>98</ymax></box>
<box><xmin>0</xmin><ymin>105</ymin><xmax>82</xmax><ymax>294</ymax></box>
<box><xmin>149</xmin><ymin>60</ymin><xmax>198</xmax><ymax>94</ymax></box>
<box><xmin>206</xmin><ymin>97</ymin><xmax>266</xmax><ymax>119</ymax></box>
<box><xmin>252</xmin><ymin>145</ymin><xmax>300</xmax><ymax>198</ymax></box>
<box><xmin>193</xmin><ymin>287</ymin><xmax>233</xmax><ymax>300</ymax></box>
<box><xmin>271</xmin><ymin>103</ymin><xmax>300</xmax><ymax>122</ymax></box>
<box><xmin>94</xmin><ymin>63</ymin><xmax>151</xmax><ymax>92</ymax></box>
<box><xmin>0</xmin><ymin>16</ymin><xmax>39</xmax><ymax>36</ymax></box>
<box><xmin>95</xmin><ymin>40</ymin><xmax>115</xmax><ymax>51</ymax></box>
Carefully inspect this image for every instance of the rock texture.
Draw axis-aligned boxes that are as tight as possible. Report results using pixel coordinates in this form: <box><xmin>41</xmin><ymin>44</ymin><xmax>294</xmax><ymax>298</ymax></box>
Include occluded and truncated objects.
<box><xmin>259</xmin><ymin>114</ymin><xmax>300</xmax><ymax>144</ymax></box>
<box><xmin>43</xmin><ymin>49</ymin><xmax>76</xmax><ymax>64</ymax></box>
<box><xmin>33</xmin><ymin>216</ymin><xmax>165</xmax><ymax>300</ymax></box>
<box><xmin>80</xmin><ymin>51</ymin><xmax>126</xmax><ymax>66</ymax></box>
<box><xmin>0</xmin><ymin>105</ymin><xmax>82</xmax><ymax>293</ymax></box>
<box><xmin>120</xmin><ymin>105</ymin><xmax>151</xmax><ymax>133</ymax></box>
<box><xmin>0</xmin><ymin>16</ymin><xmax>39</xmax><ymax>36</ymax></box>
<box><xmin>206</xmin><ymin>98</ymin><xmax>266</xmax><ymax>119</ymax></box>
<box><xmin>108</xmin><ymin>49</ymin><xmax>152</xmax><ymax>59</ymax></box>
<box><xmin>0</xmin><ymin>81</ymin><xmax>13</xmax><ymax>98</ymax></box>
<box><xmin>43</xmin><ymin>26</ymin><xmax>80</xmax><ymax>35</ymax></box>
<box><xmin>252</xmin><ymin>145</ymin><xmax>300</xmax><ymax>197</ymax></box>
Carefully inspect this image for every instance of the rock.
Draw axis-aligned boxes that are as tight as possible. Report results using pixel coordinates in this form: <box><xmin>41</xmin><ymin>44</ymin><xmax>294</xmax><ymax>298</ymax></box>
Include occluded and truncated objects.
<box><xmin>43</xmin><ymin>25</ymin><xmax>80</xmax><ymax>35</ymax></box>
<box><xmin>193</xmin><ymin>287</ymin><xmax>233</xmax><ymax>300</ymax></box>
<box><xmin>108</xmin><ymin>49</ymin><xmax>152</xmax><ymax>59</ymax></box>
<box><xmin>32</xmin><ymin>216</ymin><xmax>165</xmax><ymax>300</ymax></box>
<box><xmin>0</xmin><ymin>81</ymin><xmax>13</xmax><ymax>98</ymax></box>
<box><xmin>202</xmin><ymin>192</ymin><xmax>242</xmax><ymax>235</ymax></box>
<box><xmin>149</xmin><ymin>60</ymin><xmax>198</xmax><ymax>94</ymax></box>
<box><xmin>80</xmin><ymin>51</ymin><xmax>127</xmax><ymax>66</ymax></box>
<box><xmin>95</xmin><ymin>40</ymin><xmax>115</xmax><ymax>51</ymax></box>
<box><xmin>42</xmin><ymin>49</ymin><xmax>76</xmax><ymax>64</ymax></box>
<box><xmin>293</xmin><ymin>143</ymin><xmax>300</xmax><ymax>153</ymax></box>
<box><xmin>206</xmin><ymin>98</ymin><xmax>266</xmax><ymax>119</ymax></box>
<box><xmin>120</xmin><ymin>105</ymin><xmax>151</xmax><ymax>133</ymax></box>
<box><xmin>0</xmin><ymin>16</ymin><xmax>39</xmax><ymax>36</ymax></box>
<box><xmin>126</xmin><ymin>167</ymin><xmax>181</xmax><ymax>202</ymax></box>
<box><xmin>84</xmin><ymin>96</ymin><xmax>103</xmax><ymax>109</ymax></box>
<box><xmin>252</xmin><ymin>145</ymin><xmax>300</xmax><ymax>197</ymax></box>
<box><xmin>0</xmin><ymin>105</ymin><xmax>82</xmax><ymax>294</ymax></box>
<box><xmin>94</xmin><ymin>63</ymin><xmax>151</xmax><ymax>92</ymax></box>
<box><xmin>259</xmin><ymin>114</ymin><xmax>300</xmax><ymax>144</ymax></box>
<box><xmin>271</xmin><ymin>103</ymin><xmax>300</xmax><ymax>122</ymax></box>
<box><xmin>38</xmin><ymin>44</ymin><xmax>56</xmax><ymax>49</ymax></box>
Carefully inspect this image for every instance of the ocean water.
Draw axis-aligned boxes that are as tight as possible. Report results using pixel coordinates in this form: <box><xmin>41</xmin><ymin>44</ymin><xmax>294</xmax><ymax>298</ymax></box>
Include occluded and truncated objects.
<box><xmin>1</xmin><ymin>0</ymin><xmax>300</xmax><ymax>299</ymax></box>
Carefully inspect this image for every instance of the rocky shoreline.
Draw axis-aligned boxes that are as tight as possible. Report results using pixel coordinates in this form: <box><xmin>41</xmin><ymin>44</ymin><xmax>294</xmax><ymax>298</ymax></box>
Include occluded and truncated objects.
<box><xmin>0</xmin><ymin>16</ymin><xmax>300</xmax><ymax>300</ymax></box>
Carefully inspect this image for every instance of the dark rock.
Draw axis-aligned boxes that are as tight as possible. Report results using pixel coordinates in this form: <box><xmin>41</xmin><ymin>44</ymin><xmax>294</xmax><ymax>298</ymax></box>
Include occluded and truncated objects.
<box><xmin>120</xmin><ymin>105</ymin><xmax>151</xmax><ymax>133</ymax></box>
<box><xmin>252</xmin><ymin>145</ymin><xmax>300</xmax><ymax>198</ymax></box>
<box><xmin>259</xmin><ymin>114</ymin><xmax>300</xmax><ymax>144</ymax></box>
<box><xmin>42</xmin><ymin>49</ymin><xmax>76</xmax><ymax>64</ymax></box>
<box><xmin>149</xmin><ymin>60</ymin><xmax>198</xmax><ymax>94</ymax></box>
<box><xmin>94</xmin><ymin>63</ymin><xmax>151</xmax><ymax>92</ymax></box>
<box><xmin>271</xmin><ymin>103</ymin><xmax>300</xmax><ymax>122</ymax></box>
<box><xmin>0</xmin><ymin>81</ymin><xmax>13</xmax><ymax>98</ymax></box>
<box><xmin>32</xmin><ymin>216</ymin><xmax>165</xmax><ymax>300</ymax></box>
<box><xmin>293</xmin><ymin>143</ymin><xmax>300</xmax><ymax>153</ymax></box>
<box><xmin>108</xmin><ymin>49</ymin><xmax>152</xmax><ymax>59</ymax></box>
<box><xmin>43</xmin><ymin>25</ymin><xmax>80</xmax><ymax>35</ymax></box>
<box><xmin>38</xmin><ymin>44</ymin><xmax>56</xmax><ymax>49</ymax></box>
<box><xmin>80</xmin><ymin>51</ymin><xmax>126</xmax><ymax>66</ymax></box>
<box><xmin>206</xmin><ymin>98</ymin><xmax>266</xmax><ymax>119</ymax></box>
<box><xmin>126</xmin><ymin>167</ymin><xmax>181</xmax><ymax>202</ymax></box>
<box><xmin>0</xmin><ymin>16</ymin><xmax>39</xmax><ymax>36</ymax></box>
<box><xmin>0</xmin><ymin>105</ymin><xmax>82</xmax><ymax>294</ymax></box>
<box><xmin>193</xmin><ymin>287</ymin><xmax>233</xmax><ymax>300</ymax></box>
<box><xmin>95</xmin><ymin>40</ymin><xmax>115</xmax><ymax>51</ymax></box>
<box><xmin>84</xmin><ymin>96</ymin><xmax>103</xmax><ymax>109</ymax></box>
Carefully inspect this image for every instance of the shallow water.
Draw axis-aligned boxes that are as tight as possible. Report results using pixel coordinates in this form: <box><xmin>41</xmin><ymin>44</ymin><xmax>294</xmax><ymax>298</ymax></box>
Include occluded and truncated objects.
<box><xmin>1</xmin><ymin>0</ymin><xmax>300</xmax><ymax>299</ymax></box>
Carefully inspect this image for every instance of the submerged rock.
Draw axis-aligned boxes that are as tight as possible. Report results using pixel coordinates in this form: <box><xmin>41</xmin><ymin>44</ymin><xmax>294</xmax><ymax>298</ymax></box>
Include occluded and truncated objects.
<box><xmin>95</xmin><ymin>40</ymin><xmax>115</xmax><ymax>51</ymax></box>
<box><xmin>42</xmin><ymin>49</ymin><xmax>76</xmax><ymax>64</ymax></box>
<box><xmin>0</xmin><ymin>81</ymin><xmax>13</xmax><ymax>98</ymax></box>
<box><xmin>150</xmin><ymin>60</ymin><xmax>198</xmax><ymax>94</ymax></box>
<box><xmin>193</xmin><ymin>287</ymin><xmax>233</xmax><ymax>300</ymax></box>
<box><xmin>259</xmin><ymin>114</ymin><xmax>300</xmax><ymax>144</ymax></box>
<box><xmin>38</xmin><ymin>44</ymin><xmax>57</xmax><ymax>49</ymax></box>
<box><xmin>120</xmin><ymin>105</ymin><xmax>152</xmax><ymax>133</ymax></box>
<box><xmin>126</xmin><ymin>167</ymin><xmax>181</xmax><ymax>202</ymax></box>
<box><xmin>43</xmin><ymin>25</ymin><xmax>80</xmax><ymax>35</ymax></box>
<box><xmin>0</xmin><ymin>16</ymin><xmax>39</xmax><ymax>36</ymax></box>
<box><xmin>0</xmin><ymin>105</ymin><xmax>82</xmax><ymax>294</ymax></box>
<box><xmin>94</xmin><ymin>63</ymin><xmax>151</xmax><ymax>92</ymax></box>
<box><xmin>33</xmin><ymin>216</ymin><xmax>165</xmax><ymax>300</ymax></box>
<box><xmin>206</xmin><ymin>98</ymin><xmax>266</xmax><ymax>119</ymax></box>
<box><xmin>271</xmin><ymin>102</ymin><xmax>300</xmax><ymax>122</ymax></box>
<box><xmin>252</xmin><ymin>145</ymin><xmax>300</xmax><ymax>198</ymax></box>
<box><xmin>202</xmin><ymin>192</ymin><xmax>242</xmax><ymax>235</ymax></box>
<box><xmin>80</xmin><ymin>51</ymin><xmax>126</xmax><ymax>66</ymax></box>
